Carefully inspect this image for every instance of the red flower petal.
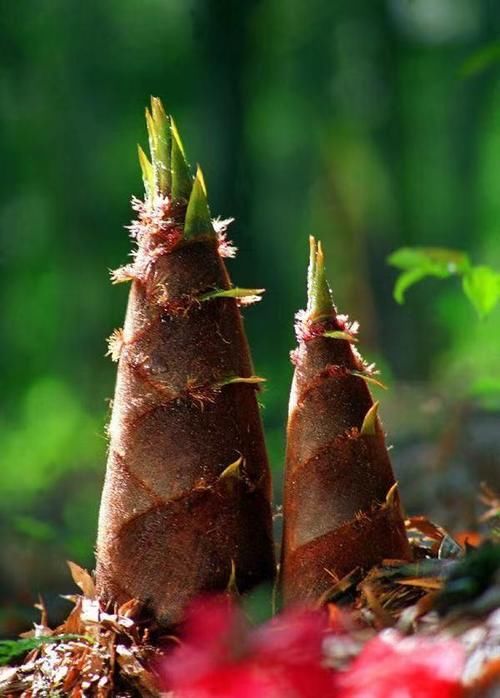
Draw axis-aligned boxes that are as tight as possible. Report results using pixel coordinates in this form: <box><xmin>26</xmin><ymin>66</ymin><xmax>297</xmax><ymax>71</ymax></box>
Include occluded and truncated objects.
<box><xmin>334</xmin><ymin>631</ymin><xmax>464</xmax><ymax>698</ymax></box>
<box><xmin>159</xmin><ymin>597</ymin><xmax>335</xmax><ymax>697</ymax></box>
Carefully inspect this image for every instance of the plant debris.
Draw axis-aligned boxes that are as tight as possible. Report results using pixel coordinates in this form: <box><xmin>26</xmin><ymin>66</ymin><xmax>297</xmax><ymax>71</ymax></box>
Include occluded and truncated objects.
<box><xmin>0</xmin><ymin>563</ymin><xmax>160</xmax><ymax>697</ymax></box>
<box><xmin>2</xmin><ymin>497</ymin><xmax>499</xmax><ymax>696</ymax></box>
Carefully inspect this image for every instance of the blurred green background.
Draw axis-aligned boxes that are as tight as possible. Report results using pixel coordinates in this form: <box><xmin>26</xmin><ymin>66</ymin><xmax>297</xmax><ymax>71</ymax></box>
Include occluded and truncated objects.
<box><xmin>1</xmin><ymin>0</ymin><xmax>500</xmax><ymax>635</ymax></box>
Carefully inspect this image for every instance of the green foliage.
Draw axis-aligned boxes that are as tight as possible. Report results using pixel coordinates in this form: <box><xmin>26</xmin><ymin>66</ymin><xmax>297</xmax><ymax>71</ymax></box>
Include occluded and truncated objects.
<box><xmin>461</xmin><ymin>41</ymin><xmax>500</xmax><ymax>78</ymax></box>
<box><xmin>436</xmin><ymin>542</ymin><xmax>500</xmax><ymax>615</ymax></box>
<box><xmin>13</xmin><ymin>515</ymin><xmax>56</xmax><ymax>543</ymax></box>
<box><xmin>0</xmin><ymin>378</ymin><xmax>102</xmax><ymax>502</ymax></box>
<box><xmin>0</xmin><ymin>635</ymin><xmax>86</xmax><ymax>666</ymax></box>
<box><xmin>462</xmin><ymin>265</ymin><xmax>500</xmax><ymax>318</ymax></box>
<box><xmin>388</xmin><ymin>247</ymin><xmax>500</xmax><ymax>318</ymax></box>
<box><xmin>387</xmin><ymin>247</ymin><xmax>469</xmax><ymax>303</ymax></box>
<box><xmin>241</xmin><ymin>583</ymin><xmax>275</xmax><ymax>625</ymax></box>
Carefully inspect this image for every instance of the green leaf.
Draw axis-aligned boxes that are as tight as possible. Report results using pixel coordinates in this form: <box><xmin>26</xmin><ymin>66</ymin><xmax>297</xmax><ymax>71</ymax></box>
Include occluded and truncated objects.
<box><xmin>435</xmin><ymin>541</ymin><xmax>500</xmax><ymax>615</ymax></box>
<box><xmin>462</xmin><ymin>266</ymin><xmax>500</xmax><ymax>318</ymax></box>
<box><xmin>184</xmin><ymin>166</ymin><xmax>214</xmax><ymax>239</ymax></box>
<box><xmin>393</xmin><ymin>267</ymin><xmax>430</xmax><ymax>304</ymax></box>
<box><xmin>388</xmin><ymin>247</ymin><xmax>469</xmax><ymax>273</ymax></box>
<box><xmin>0</xmin><ymin>634</ymin><xmax>87</xmax><ymax>666</ymax></box>
<box><xmin>387</xmin><ymin>247</ymin><xmax>470</xmax><ymax>303</ymax></box>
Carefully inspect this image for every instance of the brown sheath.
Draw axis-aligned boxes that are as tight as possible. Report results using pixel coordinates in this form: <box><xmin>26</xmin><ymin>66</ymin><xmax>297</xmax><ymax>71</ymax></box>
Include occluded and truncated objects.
<box><xmin>96</xmin><ymin>103</ymin><xmax>275</xmax><ymax>626</ymax></box>
<box><xmin>281</xmin><ymin>241</ymin><xmax>411</xmax><ymax>606</ymax></box>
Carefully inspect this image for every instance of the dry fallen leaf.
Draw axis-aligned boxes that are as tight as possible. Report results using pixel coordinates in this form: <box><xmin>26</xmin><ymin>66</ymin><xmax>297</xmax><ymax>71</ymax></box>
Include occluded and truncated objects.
<box><xmin>67</xmin><ymin>561</ymin><xmax>96</xmax><ymax>598</ymax></box>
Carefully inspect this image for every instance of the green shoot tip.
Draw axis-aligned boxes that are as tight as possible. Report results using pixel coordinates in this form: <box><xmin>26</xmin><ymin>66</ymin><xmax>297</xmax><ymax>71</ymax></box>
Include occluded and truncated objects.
<box><xmin>185</xmin><ymin>165</ymin><xmax>213</xmax><ymax>239</ymax></box>
<box><xmin>144</xmin><ymin>98</ymin><xmax>171</xmax><ymax>196</ymax></box>
<box><xmin>307</xmin><ymin>236</ymin><xmax>334</xmax><ymax>320</ymax></box>
<box><xmin>170</xmin><ymin>115</ymin><xmax>192</xmax><ymax>200</ymax></box>
<box><xmin>137</xmin><ymin>145</ymin><xmax>154</xmax><ymax>202</ymax></box>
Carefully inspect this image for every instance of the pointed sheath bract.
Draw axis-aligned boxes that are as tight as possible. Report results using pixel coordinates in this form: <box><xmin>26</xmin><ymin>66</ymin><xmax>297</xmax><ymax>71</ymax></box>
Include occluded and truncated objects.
<box><xmin>150</xmin><ymin>97</ymin><xmax>171</xmax><ymax>194</ymax></box>
<box><xmin>184</xmin><ymin>166</ymin><xmax>214</xmax><ymax>239</ymax></box>
<box><xmin>137</xmin><ymin>146</ymin><xmax>154</xmax><ymax>204</ymax></box>
<box><xmin>281</xmin><ymin>238</ymin><xmax>411</xmax><ymax>606</ymax></box>
<box><xmin>96</xmin><ymin>99</ymin><xmax>275</xmax><ymax>626</ymax></box>
<box><xmin>307</xmin><ymin>238</ymin><xmax>333</xmax><ymax>320</ymax></box>
<box><xmin>170</xmin><ymin>116</ymin><xmax>192</xmax><ymax>201</ymax></box>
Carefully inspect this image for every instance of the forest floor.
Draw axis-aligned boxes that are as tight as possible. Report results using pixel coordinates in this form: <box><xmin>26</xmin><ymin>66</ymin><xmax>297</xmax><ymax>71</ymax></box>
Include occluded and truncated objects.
<box><xmin>1</xmin><ymin>491</ymin><xmax>499</xmax><ymax>697</ymax></box>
